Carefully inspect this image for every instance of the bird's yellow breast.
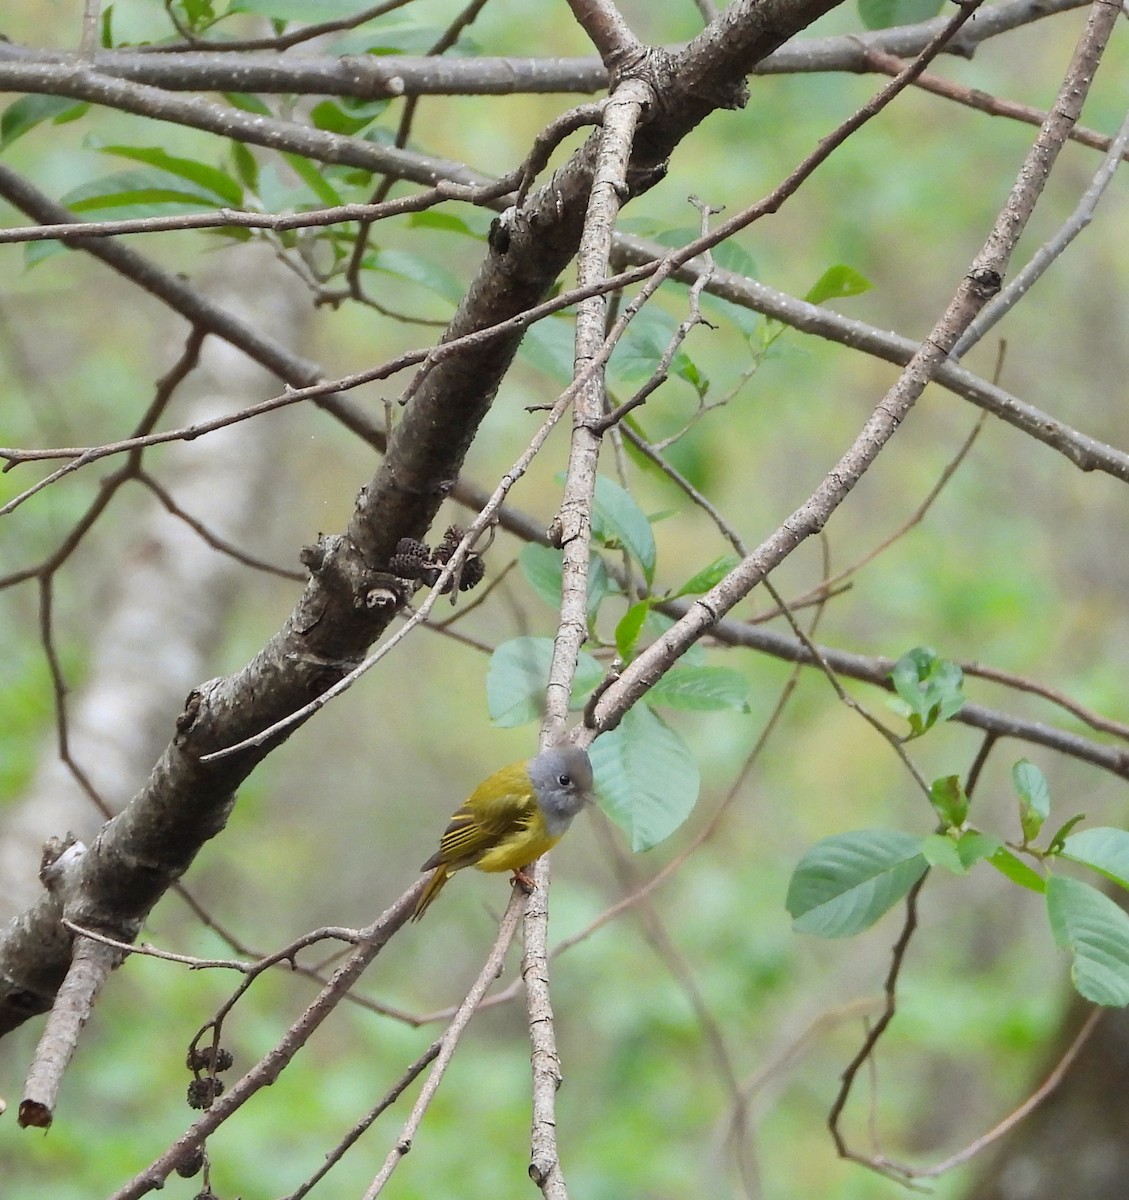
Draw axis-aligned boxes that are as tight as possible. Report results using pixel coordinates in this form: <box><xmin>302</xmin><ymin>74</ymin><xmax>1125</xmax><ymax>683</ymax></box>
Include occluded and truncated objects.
<box><xmin>472</xmin><ymin>811</ymin><xmax>560</xmax><ymax>875</ymax></box>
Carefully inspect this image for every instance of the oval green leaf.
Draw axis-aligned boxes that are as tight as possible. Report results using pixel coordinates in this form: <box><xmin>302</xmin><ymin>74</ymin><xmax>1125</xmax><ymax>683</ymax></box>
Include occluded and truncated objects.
<box><xmin>987</xmin><ymin>847</ymin><xmax>1046</xmax><ymax>893</ymax></box>
<box><xmin>1046</xmin><ymin>876</ymin><xmax>1129</xmax><ymax>1006</ymax></box>
<box><xmin>1061</xmin><ymin>827</ymin><xmax>1129</xmax><ymax>891</ymax></box>
<box><xmin>593</xmin><ymin>475</ymin><xmax>656</xmax><ymax>586</ymax></box>
<box><xmin>1013</xmin><ymin>759</ymin><xmax>1050</xmax><ymax>842</ymax></box>
<box><xmin>590</xmin><ymin>705</ymin><xmax>699</xmax><ymax>852</ymax></box>
<box><xmin>786</xmin><ymin>830</ymin><xmax>928</xmax><ymax>938</ymax></box>
<box><xmin>486</xmin><ymin>637</ymin><xmax>602</xmax><ymax>728</ymax></box>
<box><xmin>646</xmin><ymin>665</ymin><xmax>750</xmax><ymax>713</ymax></box>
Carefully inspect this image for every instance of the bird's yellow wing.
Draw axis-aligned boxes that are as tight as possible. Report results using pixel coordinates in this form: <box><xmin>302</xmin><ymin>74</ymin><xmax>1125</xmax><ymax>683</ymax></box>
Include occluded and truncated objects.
<box><xmin>422</xmin><ymin>763</ymin><xmax>537</xmax><ymax>872</ymax></box>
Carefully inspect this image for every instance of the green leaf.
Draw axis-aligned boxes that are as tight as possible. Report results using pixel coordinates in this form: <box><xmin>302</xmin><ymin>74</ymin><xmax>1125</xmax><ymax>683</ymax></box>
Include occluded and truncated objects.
<box><xmin>58</xmin><ymin>168</ymin><xmax>230</xmax><ymax>218</ymax></box>
<box><xmin>887</xmin><ymin>646</ymin><xmax>964</xmax><ymax>737</ymax></box>
<box><xmin>646</xmin><ymin>665</ymin><xmax>750</xmax><ymax>713</ymax></box>
<box><xmin>1046</xmin><ymin>876</ymin><xmax>1129</xmax><ymax>1006</ymax></box>
<box><xmin>369</xmin><ymin>248</ymin><xmax>462</xmax><ymax>305</ymax></box>
<box><xmin>486</xmin><ymin>637</ymin><xmax>602</xmax><ymax>728</ymax></box>
<box><xmin>409</xmin><ymin>209</ymin><xmax>491</xmax><ymax>239</ymax></box>
<box><xmin>1062</xmin><ymin>827</ymin><xmax>1129</xmax><ymax>891</ymax></box>
<box><xmin>648</xmin><ymin>226</ymin><xmax>757</xmax><ymax>279</ymax></box>
<box><xmin>176</xmin><ymin>0</ymin><xmax>217</xmax><ymax>31</ymax></box>
<box><xmin>804</xmin><ymin>264</ymin><xmax>872</xmax><ymax>305</ymax></box>
<box><xmin>329</xmin><ymin>23</ymin><xmax>447</xmax><ymax>56</ymax></box>
<box><xmin>615</xmin><ymin>601</ymin><xmax>651</xmax><ymax>662</ymax></box>
<box><xmin>858</xmin><ymin>0</ymin><xmax>945</xmax><ymax>30</ymax></box>
<box><xmin>223</xmin><ymin>92</ymin><xmax>274</xmax><ymax>117</ymax></box>
<box><xmin>310</xmin><ymin>98</ymin><xmax>389</xmax><ymax>136</ymax></box>
<box><xmin>787</xmin><ymin>830</ymin><xmax>928</xmax><ymax>938</ymax></box>
<box><xmin>99</xmin><ymin>145</ymin><xmax>242</xmax><ymax>205</ymax></box>
<box><xmin>920</xmin><ymin>833</ymin><xmax>966</xmax><ymax>874</ymax></box>
<box><xmin>590</xmin><ymin>705</ymin><xmax>699</xmax><ymax>851</ymax></box>
<box><xmin>281</xmin><ymin>153</ymin><xmax>343</xmax><ymax>208</ymax></box>
<box><xmin>519</xmin><ymin>315</ymin><xmax>575</xmax><ymax>384</ymax></box>
<box><xmin>230</xmin><ymin>141</ymin><xmax>260</xmax><ymax>192</ymax></box>
<box><xmin>1047</xmin><ymin>813</ymin><xmax>1087</xmax><ymax>855</ymax></box>
<box><xmin>987</xmin><ymin>847</ymin><xmax>1045</xmax><ymax>893</ymax></box>
<box><xmin>671</xmin><ymin>554</ymin><xmax>740</xmax><ymax>599</ymax></box>
<box><xmin>1013</xmin><ymin>759</ymin><xmax>1050</xmax><ymax>843</ymax></box>
<box><xmin>608</xmin><ymin>307</ymin><xmax>702</xmax><ymax>394</ymax></box>
<box><xmin>592</xmin><ymin>475</ymin><xmax>656</xmax><ymax>586</ymax></box>
<box><xmin>231</xmin><ymin>0</ymin><xmax>368</xmax><ymax>16</ymax></box>
<box><xmin>956</xmin><ymin>830</ymin><xmax>1002</xmax><ymax>869</ymax></box>
<box><xmin>929</xmin><ymin>775</ymin><xmax>968</xmax><ymax>829</ymax></box>
<box><xmin>1</xmin><ymin>96</ymin><xmax>88</xmax><ymax>151</ymax></box>
<box><xmin>517</xmin><ymin>544</ymin><xmax>612</xmax><ymax>622</ymax></box>
<box><xmin>711</xmin><ymin>239</ymin><xmax>757</xmax><ymax>279</ymax></box>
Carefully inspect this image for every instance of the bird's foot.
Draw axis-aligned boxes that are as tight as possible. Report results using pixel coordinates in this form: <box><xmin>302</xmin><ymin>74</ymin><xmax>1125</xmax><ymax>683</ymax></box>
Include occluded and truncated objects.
<box><xmin>510</xmin><ymin>868</ymin><xmax>535</xmax><ymax>894</ymax></box>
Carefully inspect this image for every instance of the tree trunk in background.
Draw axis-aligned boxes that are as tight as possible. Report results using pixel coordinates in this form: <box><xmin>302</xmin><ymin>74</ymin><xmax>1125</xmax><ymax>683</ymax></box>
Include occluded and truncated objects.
<box><xmin>0</xmin><ymin>249</ymin><xmax>310</xmax><ymax>918</ymax></box>
<box><xmin>964</xmin><ymin>999</ymin><xmax>1129</xmax><ymax>1197</ymax></box>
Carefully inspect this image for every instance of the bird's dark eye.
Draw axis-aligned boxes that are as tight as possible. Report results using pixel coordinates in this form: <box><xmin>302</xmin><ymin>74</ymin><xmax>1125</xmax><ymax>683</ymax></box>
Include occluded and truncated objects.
<box><xmin>558</xmin><ymin>773</ymin><xmax>571</xmax><ymax>786</ymax></box>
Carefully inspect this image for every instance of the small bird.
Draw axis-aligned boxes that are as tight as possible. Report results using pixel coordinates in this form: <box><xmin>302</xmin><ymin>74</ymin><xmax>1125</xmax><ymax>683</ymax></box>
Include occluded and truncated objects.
<box><xmin>412</xmin><ymin>745</ymin><xmax>594</xmax><ymax>920</ymax></box>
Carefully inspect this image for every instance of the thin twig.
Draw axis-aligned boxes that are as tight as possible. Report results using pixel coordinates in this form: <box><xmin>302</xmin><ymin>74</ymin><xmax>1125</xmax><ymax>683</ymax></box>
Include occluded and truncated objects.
<box><xmin>108</xmin><ymin>885</ymin><xmax>425</xmax><ymax>1199</ymax></box>
<box><xmin>360</xmin><ymin>891</ymin><xmax>526</xmax><ymax>1198</ymax></box>
<box><xmin>826</xmin><ymin>874</ymin><xmax>928</xmax><ymax>1183</ymax></box>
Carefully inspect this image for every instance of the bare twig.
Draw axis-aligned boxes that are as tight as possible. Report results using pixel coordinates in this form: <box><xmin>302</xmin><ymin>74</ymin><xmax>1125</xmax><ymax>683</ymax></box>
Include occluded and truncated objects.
<box><xmin>863</xmin><ymin>46</ymin><xmax>1128</xmax><ymax>162</ymax></box>
<box><xmin>19</xmin><ymin>935</ymin><xmax>121</xmax><ymax>1128</ymax></box>
<box><xmin>108</xmin><ymin>885</ymin><xmax>425</xmax><ymax>1199</ymax></box>
<box><xmin>360</xmin><ymin>890</ymin><xmax>526</xmax><ymax>1198</ymax></box>
<box><xmin>827</xmin><ymin>874</ymin><xmax>928</xmax><ymax>1183</ymax></box>
<box><xmin>953</xmin><ymin>100</ymin><xmax>1129</xmax><ymax>359</ymax></box>
<box><xmin>911</xmin><ymin>1008</ymin><xmax>1102</xmax><ymax>1178</ymax></box>
<box><xmin>284</xmin><ymin>1041</ymin><xmax>442</xmax><ymax>1200</ymax></box>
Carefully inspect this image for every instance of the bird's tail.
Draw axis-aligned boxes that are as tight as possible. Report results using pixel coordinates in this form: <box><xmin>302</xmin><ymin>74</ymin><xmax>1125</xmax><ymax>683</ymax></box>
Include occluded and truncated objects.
<box><xmin>412</xmin><ymin>865</ymin><xmax>451</xmax><ymax>921</ymax></box>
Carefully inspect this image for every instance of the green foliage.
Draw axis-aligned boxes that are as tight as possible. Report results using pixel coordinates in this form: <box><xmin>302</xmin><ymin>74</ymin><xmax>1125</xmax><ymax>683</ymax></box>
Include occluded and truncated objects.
<box><xmin>670</xmin><ymin>553</ymin><xmax>741</xmax><ymax>599</ymax></box>
<box><xmin>310</xmin><ymin>98</ymin><xmax>391</xmax><ymax>137</ymax></box>
<box><xmin>644</xmin><ymin>665</ymin><xmax>751</xmax><ymax>713</ymax></box>
<box><xmin>230</xmin><ymin>0</ymin><xmax>369</xmax><ymax>18</ymax></box>
<box><xmin>928</xmin><ymin>774</ymin><xmax>968</xmax><ymax>828</ymax></box>
<box><xmin>0</xmin><ymin>96</ymin><xmax>88</xmax><ymax>151</ymax></box>
<box><xmin>887</xmin><ymin>646</ymin><xmax>965</xmax><ymax>737</ymax></box>
<box><xmin>1012</xmin><ymin>758</ymin><xmax>1051</xmax><ymax>843</ymax></box>
<box><xmin>519</xmin><ymin>543</ymin><xmax>614</xmax><ymax>623</ymax></box>
<box><xmin>495</xmin><ymin>488</ymin><xmax>750</xmax><ymax>848</ymax></box>
<box><xmin>592</xmin><ymin>474</ymin><xmax>657</xmax><ymax>585</ymax></box>
<box><xmin>986</xmin><ymin>846</ymin><xmax>1046</xmax><ymax>893</ymax></box>
<box><xmin>607</xmin><ymin>305</ymin><xmax>707</xmax><ymax>398</ymax></box>
<box><xmin>788</xmin><ymin>752</ymin><xmax>1129</xmax><ymax>1005</ymax></box>
<box><xmin>803</xmin><ymin>264</ymin><xmax>873</xmax><ymax>305</ymax></box>
<box><xmin>95</xmin><ymin>144</ymin><xmax>243</xmax><ymax>205</ymax></box>
<box><xmin>366</xmin><ymin>247</ymin><xmax>464</xmax><ymax>305</ymax></box>
<box><xmin>857</xmin><ymin>0</ymin><xmax>945</xmax><ymax>29</ymax></box>
<box><xmin>614</xmin><ymin>598</ymin><xmax>650</xmax><ymax>660</ymax></box>
<box><xmin>588</xmin><ymin>704</ymin><xmax>700</xmax><ymax>851</ymax></box>
<box><xmin>1061</xmin><ymin>827</ymin><xmax>1129</xmax><ymax>888</ymax></box>
<box><xmin>1046</xmin><ymin>877</ymin><xmax>1129</xmax><ymax>1006</ymax></box>
<box><xmin>786</xmin><ymin>830</ymin><xmax>928</xmax><ymax>938</ymax></box>
<box><xmin>485</xmin><ymin>636</ymin><xmax>602</xmax><ymax>727</ymax></box>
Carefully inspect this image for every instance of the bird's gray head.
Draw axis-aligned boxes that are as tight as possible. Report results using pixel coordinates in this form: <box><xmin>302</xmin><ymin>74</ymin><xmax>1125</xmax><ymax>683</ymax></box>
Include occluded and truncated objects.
<box><xmin>529</xmin><ymin>746</ymin><xmax>594</xmax><ymax>835</ymax></box>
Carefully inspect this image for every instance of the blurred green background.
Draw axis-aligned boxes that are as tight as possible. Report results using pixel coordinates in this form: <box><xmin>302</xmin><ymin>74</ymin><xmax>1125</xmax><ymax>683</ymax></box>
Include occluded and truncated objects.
<box><xmin>1</xmin><ymin>0</ymin><xmax>1127</xmax><ymax>1197</ymax></box>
